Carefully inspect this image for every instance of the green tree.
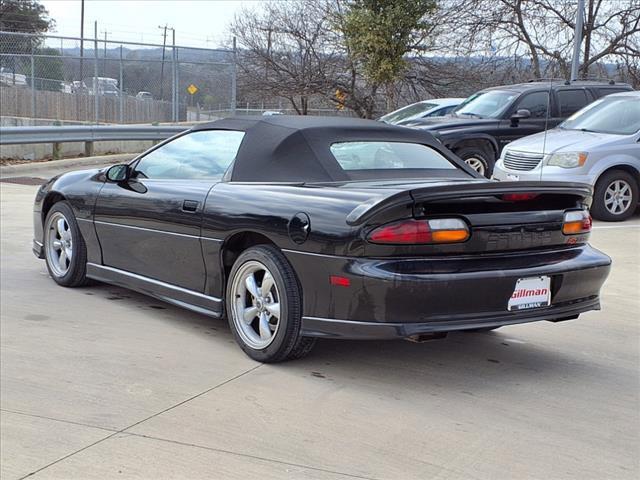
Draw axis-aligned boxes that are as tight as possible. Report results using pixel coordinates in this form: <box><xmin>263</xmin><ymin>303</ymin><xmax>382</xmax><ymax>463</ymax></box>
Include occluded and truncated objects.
<box><xmin>31</xmin><ymin>47</ymin><xmax>63</xmax><ymax>91</ymax></box>
<box><xmin>0</xmin><ymin>0</ymin><xmax>54</xmax><ymax>74</ymax></box>
<box><xmin>340</xmin><ymin>0</ymin><xmax>436</xmax><ymax>110</ymax></box>
<box><xmin>0</xmin><ymin>0</ymin><xmax>53</xmax><ymax>35</ymax></box>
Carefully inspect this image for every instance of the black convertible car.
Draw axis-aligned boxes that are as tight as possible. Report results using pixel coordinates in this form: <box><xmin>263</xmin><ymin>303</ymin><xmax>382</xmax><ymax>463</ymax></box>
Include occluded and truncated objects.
<box><xmin>33</xmin><ymin>116</ymin><xmax>611</xmax><ymax>362</ymax></box>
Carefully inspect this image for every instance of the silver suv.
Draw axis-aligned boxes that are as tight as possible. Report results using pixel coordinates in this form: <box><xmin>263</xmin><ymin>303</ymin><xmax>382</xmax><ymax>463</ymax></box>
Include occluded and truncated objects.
<box><xmin>493</xmin><ymin>91</ymin><xmax>640</xmax><ymax>221</ymax></box>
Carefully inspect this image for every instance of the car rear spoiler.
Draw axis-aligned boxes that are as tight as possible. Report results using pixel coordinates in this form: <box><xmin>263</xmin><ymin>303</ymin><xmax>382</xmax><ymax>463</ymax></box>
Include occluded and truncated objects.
<box><xmin>345</xmin><ymin>181</ymin><xmax>593</xmax><ymax>226</ymax></box>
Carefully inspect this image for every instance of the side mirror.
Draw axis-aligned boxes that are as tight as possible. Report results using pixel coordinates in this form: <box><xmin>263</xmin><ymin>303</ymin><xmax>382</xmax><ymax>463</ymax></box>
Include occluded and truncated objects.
<box><xmin>511</xmin><ymin>108</ymin><xmax>531</xmax><ymax>121</ymax></box>
<box><xmin>510</xmin><ymin>108</ymin><xmax>531</xmax><ymax>126</ymax></box>
<box><xmin>106</xmin><ymin>164</ymin><xmax>130</xmax><ymax>182</ymax></box>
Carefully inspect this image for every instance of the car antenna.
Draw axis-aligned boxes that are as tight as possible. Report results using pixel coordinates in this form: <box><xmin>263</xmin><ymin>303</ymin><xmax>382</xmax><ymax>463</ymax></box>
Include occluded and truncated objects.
<box><xmin>539</xmin><ymin>78</ymin><xmax>554</xmax><ymax>182</ymax></box>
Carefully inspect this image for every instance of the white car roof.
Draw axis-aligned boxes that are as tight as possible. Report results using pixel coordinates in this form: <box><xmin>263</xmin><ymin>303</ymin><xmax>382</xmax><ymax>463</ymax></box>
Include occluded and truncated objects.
<box><xmin>604</xmin><ymin>90</ymin><xmax>639</xmax><ymax>98</ymax></box>
<box><xmin>420</xmin><ymin>97</ymin><xmax>465</xmax><ymax>106</ymax></box>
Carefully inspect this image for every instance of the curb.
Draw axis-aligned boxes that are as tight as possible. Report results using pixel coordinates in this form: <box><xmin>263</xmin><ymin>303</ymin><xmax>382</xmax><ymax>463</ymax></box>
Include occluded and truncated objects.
<box><xmin>0</xmin><ymin>153</ymin><xmax>136</xmax><ymax>178</ymax></box>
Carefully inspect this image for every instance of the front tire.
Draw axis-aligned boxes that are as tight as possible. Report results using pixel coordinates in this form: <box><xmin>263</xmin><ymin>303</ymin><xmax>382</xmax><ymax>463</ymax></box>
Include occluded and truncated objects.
<box><xmin>43</xmin><ymin>201</ymin><xmax>89</xmax><ymax>287</ymax></box>
<box><xmin>591</xmin><ymin>170</ymin><xmax>638</xmax><ymax>222</ymax></box>
<box><xmin>455</xmin><ymin>145</ymin><xmax>495</xmax><ymax>178</ymax></box>
<box><xmin>226</xmin><ymin>245</ymin><xmax>316</xmax><ymax>363</ymax></box>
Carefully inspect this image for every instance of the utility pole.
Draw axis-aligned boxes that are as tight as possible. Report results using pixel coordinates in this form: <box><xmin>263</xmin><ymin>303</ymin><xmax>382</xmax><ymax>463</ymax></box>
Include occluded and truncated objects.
<box><xmin>231</xmin><ymin>36</ymin><xmax>237</xmax><ymax>115</ymax></box>
<box><xmin>94</xmin><ymin>21</ymin><xmax>99</xmax><ymax>124</ymax></box>
<box><xmin>171</xmin><ymin>27</ymin><xmax>177</xmax><ymax>121</ymax></box>
<box><xmin>79</xmin><ymin>0</ymin><xmax>85</xmax><ymax>82</ymax></box>
<box><xmin>102</xmin><ymin>30</ymin><xmax>110</xmax><ymax>76</ymax></box>
<box><xmin>119</xmin><ymin>45</ymin><xmax>124</xmax><ymax>123</ymax></box>
<box><xmin>570</xmin><ymin>0</ymin><xmax>585</xmax><ymax>81</ymax></box>
<box><xmin>158</xmin><ymin>25</ymin><xmax>168</xmax><ymax>100</ymax></box>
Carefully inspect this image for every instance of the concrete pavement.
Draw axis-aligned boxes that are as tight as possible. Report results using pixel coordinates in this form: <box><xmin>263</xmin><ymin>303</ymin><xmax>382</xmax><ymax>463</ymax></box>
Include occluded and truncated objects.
<box><xmin>1</xmin><ymin>182</ymin><xmax>639</xmax><ymax>479</ymax></box>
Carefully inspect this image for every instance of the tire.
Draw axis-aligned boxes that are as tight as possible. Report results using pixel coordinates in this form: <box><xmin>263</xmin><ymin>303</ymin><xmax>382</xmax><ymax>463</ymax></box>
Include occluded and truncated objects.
<box><xmin>225</xmin><ymin>245</ymin><xmax>316</xmax><ymax>363</ymax></box>
<box><xmin>43</xmin><ymin>201</ymin><xmax>90</xmax><ymax>287</ymax></box>
<box><xmin>455</xmin><ymin>145</ymin><xmax>495</xmax><ymax>178</ymax></box>
<box><xmin>591</xmin><ymin>170</ymin><xmax>638</xmax><ymax>222</ymax></box>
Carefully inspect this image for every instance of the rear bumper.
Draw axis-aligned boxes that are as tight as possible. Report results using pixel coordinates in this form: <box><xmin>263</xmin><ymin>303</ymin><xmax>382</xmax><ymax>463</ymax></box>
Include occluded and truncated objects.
<box><xmin>301</xmin><ymin>297</ymin><xmax>600</xmax><ymax>339</ymax></box>
<box><xmin>286</xmin><ymin>244</ymin><xmax>611</xmax><ymax>340</ymax></box>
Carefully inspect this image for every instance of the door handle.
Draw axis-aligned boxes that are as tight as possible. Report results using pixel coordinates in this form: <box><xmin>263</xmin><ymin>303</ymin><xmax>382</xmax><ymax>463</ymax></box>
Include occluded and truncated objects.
<box><xmin>182</xmin><ymin>200</ymin><xmax>199</xmax><ymax>212</ymax></box>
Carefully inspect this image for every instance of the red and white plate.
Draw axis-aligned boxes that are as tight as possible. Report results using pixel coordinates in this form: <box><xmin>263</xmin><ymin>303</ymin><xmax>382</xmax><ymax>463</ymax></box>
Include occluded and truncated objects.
<box><xmin>508</xmin><ymin>276</ymin><xmax>551</xmax><ymax>311</ymax></box>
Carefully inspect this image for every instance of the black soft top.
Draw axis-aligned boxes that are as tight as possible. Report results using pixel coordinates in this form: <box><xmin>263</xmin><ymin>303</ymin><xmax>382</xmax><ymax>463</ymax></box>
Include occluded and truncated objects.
<box><xmin>191</xmin><ymin>116</ymin><xmax>461</xmax><ymax>182</ymax></box>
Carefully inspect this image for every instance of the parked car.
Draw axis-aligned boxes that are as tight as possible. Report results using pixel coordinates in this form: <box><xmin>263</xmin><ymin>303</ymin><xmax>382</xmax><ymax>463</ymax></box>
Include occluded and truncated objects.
<box><xmin>60</xmin><ymin>81</ymin><xmax>74</xmax><ymax>94</ymax></box>
<box><xmin>71</xmin><ymin>80</ymin><xmax>88</xmax><ymax>94</ymax></box>
<box><xmin>136</xmin><ymin>91</ymin><xmax>153</xmax><ymax>101</ymax></box>
<box><xmin>379</xmin><ymin>98</ymin><xmax>464</xmax><ymax>124</ymax></box>
<box><xmin>83</xmin><ymin>77</ymin><xmax>119</xmax><ymax>96</ymax></box>
<box><xmin>493</xmin><ymin>91</ymin><xmax>640</xmax><ymax>221</ymax></box>
<box><xmin>0</xmin><ymin>67</ymin><xmax>27</xmax><ymax>87</ymax></box>
<box><xmin>403</xmin><ymin>80</ymin><xmax>633</xmax><ymax>177</ymax></box>
<box><xmin>33</xmin><ymin>116</ymin><xmax>610</xmax><ymax>362</ymax></box>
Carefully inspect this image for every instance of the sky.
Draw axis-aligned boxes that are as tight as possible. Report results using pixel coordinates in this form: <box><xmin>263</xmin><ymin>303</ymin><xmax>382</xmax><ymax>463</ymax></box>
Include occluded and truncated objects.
<box><xmin>40</xmin><ymin>0</ymin><xmax>266</xmax><ymax>48</ymax></box>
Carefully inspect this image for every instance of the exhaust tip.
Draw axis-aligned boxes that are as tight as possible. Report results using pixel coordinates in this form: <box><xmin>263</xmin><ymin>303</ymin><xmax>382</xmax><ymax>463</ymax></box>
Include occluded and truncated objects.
<box><xmin>404</xmin><ymin>332</ymin><xmax>448</xmax><ymax>343</ymax></box>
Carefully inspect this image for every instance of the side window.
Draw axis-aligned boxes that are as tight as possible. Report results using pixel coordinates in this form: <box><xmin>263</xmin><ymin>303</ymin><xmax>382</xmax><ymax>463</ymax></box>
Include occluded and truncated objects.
<box><xmin>515</xmin><ymin>91</ymin><xmax>549</xmax><ymax>118</ymax></box>
<box><xmin>557</xmin><ymin>89</ymin><xmax>588</xmax><ymax>116</ymax></box>
<box><xmin>134</xmin><ymin>130</ymin><xmax>245</xmax><ymax>180</ymax></box>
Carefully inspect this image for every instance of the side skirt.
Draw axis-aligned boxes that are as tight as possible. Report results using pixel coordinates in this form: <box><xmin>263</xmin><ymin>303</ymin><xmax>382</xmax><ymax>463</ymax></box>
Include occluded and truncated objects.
<box><xmin>86</xmin><ymin>263</ymin><xmax>222</xmax><ymax>318</ymax></box>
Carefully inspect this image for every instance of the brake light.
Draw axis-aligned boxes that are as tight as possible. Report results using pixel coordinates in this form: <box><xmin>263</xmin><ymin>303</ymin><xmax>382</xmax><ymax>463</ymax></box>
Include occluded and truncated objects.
<box><xmin>562</xmin><ymin>210</ymin><xmax>592</xmax><ymax>235</ymax></box>
<box><xmin>368</xmin><ymin>218</ymin><xmax>469</xmax><ymax>244</ymax></box>
<box><xmin>502</xmin><ymin>193</ymin><xmax>539</xmax><ymax>202</ymax></box>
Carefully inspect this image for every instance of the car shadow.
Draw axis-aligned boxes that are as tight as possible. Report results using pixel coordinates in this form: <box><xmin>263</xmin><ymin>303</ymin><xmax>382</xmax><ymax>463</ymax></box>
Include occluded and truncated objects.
<box><xmin>85</xmin><ymin>281</ymin><xmax>595</xmax><ymax>392</ymax></box>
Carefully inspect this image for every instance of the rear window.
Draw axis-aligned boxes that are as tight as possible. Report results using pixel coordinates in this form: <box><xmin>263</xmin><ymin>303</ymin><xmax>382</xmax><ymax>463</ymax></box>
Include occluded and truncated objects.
<box><xmin>330</xmin><ymin>141</ymin><xmax>457</xmax><ymax>171</ymax></box>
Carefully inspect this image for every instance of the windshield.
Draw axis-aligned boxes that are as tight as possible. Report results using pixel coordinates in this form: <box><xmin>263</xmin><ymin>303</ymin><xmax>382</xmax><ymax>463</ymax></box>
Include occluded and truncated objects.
<box><xmin>454</xmin><ymin>90</ymin><xmax>517</xmax><ymax>118</ymax></box>
<box><xmin>380</xmin><ymin>102</ymin><xmax>438</xmax><ymax>124</ymax></box>
<box><xmin>560</xmin><ymin>96</ymin><xmax>640</xmax><ymax>135</ymax></box>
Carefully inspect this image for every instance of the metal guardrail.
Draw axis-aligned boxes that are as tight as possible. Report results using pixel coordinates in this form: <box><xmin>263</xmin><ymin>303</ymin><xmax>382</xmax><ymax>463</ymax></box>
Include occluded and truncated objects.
<box><xmin>0</xmin><ymin>125</ymin><xmax>188</xmax><ymax>145</ymax></box>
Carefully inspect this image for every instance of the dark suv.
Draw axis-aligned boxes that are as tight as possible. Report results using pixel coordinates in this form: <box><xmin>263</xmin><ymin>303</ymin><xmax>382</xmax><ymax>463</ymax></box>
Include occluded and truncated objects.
<box><xmin>401</xmin><ymin>80</ymin><xmax>634</xmax><ymax>177</ymax></box>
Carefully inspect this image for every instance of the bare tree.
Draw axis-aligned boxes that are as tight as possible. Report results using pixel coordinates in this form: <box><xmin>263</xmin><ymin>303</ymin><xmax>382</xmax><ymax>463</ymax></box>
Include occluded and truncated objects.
<box><xmin>231</xmin><ymin>1</ymin><xmax>340</xmax><ymax>114</ymax></box>
<box><xmin>229</xmin><ymin>0</ymin><xmax>444</xmax><ymax>118</ymax></box>
<box><xmin>439</xmin><ymin>0</ymin><xmax>640</xmax><ymax>80</ymax></box>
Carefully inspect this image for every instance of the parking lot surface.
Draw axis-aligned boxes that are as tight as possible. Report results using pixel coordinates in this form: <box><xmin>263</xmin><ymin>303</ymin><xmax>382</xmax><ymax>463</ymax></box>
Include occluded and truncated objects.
<box><xmin>1</xmin><ymin>182</ymin><xmax>639</xmax><ymax>480</ymax></box>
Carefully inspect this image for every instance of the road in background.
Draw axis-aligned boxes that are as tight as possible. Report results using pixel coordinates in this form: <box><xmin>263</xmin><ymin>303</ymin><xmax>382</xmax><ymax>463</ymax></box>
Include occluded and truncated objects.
<box><xmin>0</xmin><ymin>153</ymin><xmax>131</xmax><ymax>183</ymax></box>
<box><xmin>1</xmin><ymin>182</ymin><xmax>639</xmax><ymax>479</ymax></box>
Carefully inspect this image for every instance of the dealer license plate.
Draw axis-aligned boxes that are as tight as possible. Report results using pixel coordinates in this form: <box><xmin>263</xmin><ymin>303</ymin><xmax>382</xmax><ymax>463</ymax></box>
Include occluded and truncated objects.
<box><xmin>508</xmin><ymin>276</ymin><xmax>551</xmax><ymax>311</ymax></box>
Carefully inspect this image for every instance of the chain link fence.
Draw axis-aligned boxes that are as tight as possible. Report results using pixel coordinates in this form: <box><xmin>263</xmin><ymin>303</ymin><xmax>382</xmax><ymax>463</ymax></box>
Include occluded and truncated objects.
<box><xmin>0</xmin><ymin>31</ymin><xmax>236</xmax><ymax>125</ymax></box>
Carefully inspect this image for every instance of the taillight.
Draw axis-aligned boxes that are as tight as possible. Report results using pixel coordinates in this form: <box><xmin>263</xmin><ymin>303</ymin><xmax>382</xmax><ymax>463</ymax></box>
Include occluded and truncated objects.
<box><xmin>562</xmin><ymin>210</ymin><xmax>592</xmax><ymax>235</ymax></box>
<box><xmin>368</xmin><ymin>218</ymin><xmax>469</xmax><ymax>244</ymax></box>
<box><xmin>502</xmin><ymin>193</ymin><xmax>539</xmax><ymax>202</ymax></box>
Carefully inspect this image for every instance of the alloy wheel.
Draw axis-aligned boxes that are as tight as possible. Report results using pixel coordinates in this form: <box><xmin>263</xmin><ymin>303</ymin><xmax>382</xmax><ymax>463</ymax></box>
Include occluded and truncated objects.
<box><xmin>604</xmin><ymin>179</ymin><xmax>633</xmax><ymax>215</ymax></box>
<box><xmin>230</xmin><ymin>260</ymin><xmax>281</xmax><ymax>349</ymax></box>
<box><xmin>45</xmin><ymin>211</ymin><xmax>73</xmax><ymax>277</ymax></box>
<box><xmin>465</xmin><ymin>157</ymin><xmax>486</xmax><ymax>176</ymax></box>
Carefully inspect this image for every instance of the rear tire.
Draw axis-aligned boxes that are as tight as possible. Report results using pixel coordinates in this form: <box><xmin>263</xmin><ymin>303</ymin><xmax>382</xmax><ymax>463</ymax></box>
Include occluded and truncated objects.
<box><xmin>226</xmin><ymin>245</ymin><xmax>316</xmax><ymax>363</ymax></box>
<box><xmin>591</xmin><ymin>170</ymin><xmax>638</xmax><ymax>222</ymax></box>
<box><xmin>43</xmin><ymin>201</ymin><xmax>89</xmax><ymax>287</ymax></box>
<box><xmin>456</xmin><ymin>145</ymin><xmax>495</xmax><ymax>178</ymax></box>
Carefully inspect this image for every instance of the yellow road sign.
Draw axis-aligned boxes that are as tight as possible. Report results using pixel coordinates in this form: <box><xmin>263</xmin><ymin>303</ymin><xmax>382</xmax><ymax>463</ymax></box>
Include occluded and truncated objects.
<box><xmin>335</xmin><ymin>89</ymin><xmax>346</xmax><ymax>110</ymax></box>
<box><xmin>186</xmin><ymin>84</ymin><xmax>199</xmax><ymax>95</ymax></box>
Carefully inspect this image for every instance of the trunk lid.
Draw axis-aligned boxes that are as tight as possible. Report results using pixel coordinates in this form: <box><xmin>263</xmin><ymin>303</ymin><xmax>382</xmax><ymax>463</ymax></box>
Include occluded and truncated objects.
<box><xmin>347</xmin><ymin>181</ymin><xmax>592</xmax><ymax>255</ymax></box>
